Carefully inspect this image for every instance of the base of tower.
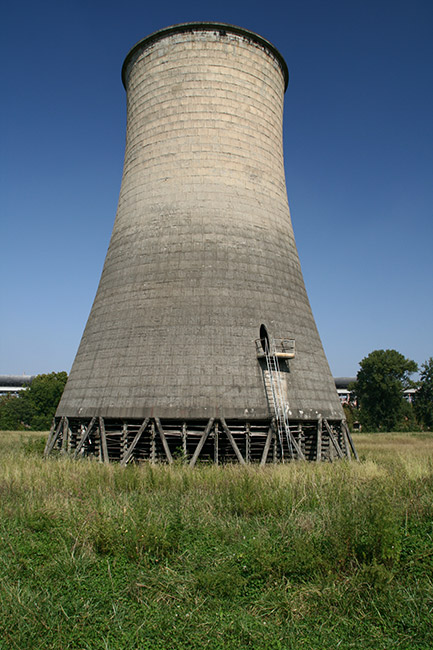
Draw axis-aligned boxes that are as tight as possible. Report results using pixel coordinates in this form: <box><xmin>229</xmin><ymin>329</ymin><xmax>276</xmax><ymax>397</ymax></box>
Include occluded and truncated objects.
<box><xmin>44</xmin><ymin>416</ymin><xmax>357</xmax><ymax>464</ymax></box>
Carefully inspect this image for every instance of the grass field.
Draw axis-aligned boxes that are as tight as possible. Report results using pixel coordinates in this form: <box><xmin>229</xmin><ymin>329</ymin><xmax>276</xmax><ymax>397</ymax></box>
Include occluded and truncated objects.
<box><xmin>0</xmin><ymin>431</ymin><xmax>432</xmax><ymax>649</ymax></box>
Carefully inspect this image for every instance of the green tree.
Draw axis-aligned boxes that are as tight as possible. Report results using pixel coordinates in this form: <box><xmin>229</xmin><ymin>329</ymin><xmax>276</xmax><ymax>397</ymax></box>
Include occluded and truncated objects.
<box><xmin>352</xmin><ymin>349</ymin><xmax>417</xmax><ymax>431</ymax></box>
<box><xmin>0</xmin><ymin>394</ymin><xmax>27</xmax><ymax>430</ymax></box>
<box><xmin>413</xmin><ymin>358</ymin><xmax>433</xmax><ymax>429</ymax></box>
<box><xmin>0</xmin><ymin>372</ymin><xmax>67</xmax><ymax>431</ymax></box>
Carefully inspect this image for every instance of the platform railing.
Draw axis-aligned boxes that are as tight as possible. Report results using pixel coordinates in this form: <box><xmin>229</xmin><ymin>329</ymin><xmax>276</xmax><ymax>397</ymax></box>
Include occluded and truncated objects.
<box><xmin>255</xmin><ymin>338</ymin><xmax>295</xmax><ymax>359</ymax></box>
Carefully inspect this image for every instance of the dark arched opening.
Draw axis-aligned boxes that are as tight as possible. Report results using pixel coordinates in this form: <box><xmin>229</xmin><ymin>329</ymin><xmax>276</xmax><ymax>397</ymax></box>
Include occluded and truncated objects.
<box><xmin>259</xmin><ymin>324</ymin><xmax>270</xmax><ymax>354</ymax></box>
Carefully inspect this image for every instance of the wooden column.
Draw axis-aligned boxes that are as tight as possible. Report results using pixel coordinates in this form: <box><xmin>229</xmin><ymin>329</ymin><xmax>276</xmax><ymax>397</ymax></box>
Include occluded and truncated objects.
<box><xmin>155</xmin><ymin>418</ymin><xmax>173</xmax><ymax>464</ymax></box>
<box><xmin>61</xmin><ymin>417</ymin><xmax>70</xmax><ymax>454</ymax></box>
<box><xmin>121</xmin><ymin>423</ymin><xmax>128</xmax><ymax>459</ymax></box>
<box><xmin>316</xmin><ymin>417</ymin><xmax>322</xmax><ymax>462</ymax></box>
<box><xmin>246</xmin><ymin>423</ymin><xmax>251</xmax><ymax>463</ymax></box>
<box><xmin>150</xmin><ymin>422</ymin><xmax>156</xmax><ymax>464</ymax></box>
<box><xmin>214</xmin><ymin>422</ymin><xmax>219</xmax><ymax>465</ymax></box>
<box><xmin>182</xmin><ymin>422</ymin><xmax>187</xmax><ymax>460</ymax></box>
<box><xmin>99</xmin><ymin>417</ymin><xmax>109</xmax><ymax>463</ymax></box>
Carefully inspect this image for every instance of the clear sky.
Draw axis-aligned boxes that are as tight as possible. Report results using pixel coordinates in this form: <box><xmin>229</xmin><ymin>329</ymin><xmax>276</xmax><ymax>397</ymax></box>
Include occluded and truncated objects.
<box><xmin>1</xmin><ymin>0</ymin><xmax>432</xmax><ymax>378</ymax></box>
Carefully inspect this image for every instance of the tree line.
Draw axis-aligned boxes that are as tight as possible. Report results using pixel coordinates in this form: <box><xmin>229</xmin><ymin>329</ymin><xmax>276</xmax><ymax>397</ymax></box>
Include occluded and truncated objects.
<box><xmin>345</xmin><ymin>351</ymin><xmax>433</xmax><ymax>432</ymax></box>
<box><xmin>0</xmin><ymin>352</ymin><xmax>432</xmax><ymax>432</ymax></box>
<box><xmin>0</xmin><ymin>372</ymin><xmax>67</xmax><ymax>431</ymax></box>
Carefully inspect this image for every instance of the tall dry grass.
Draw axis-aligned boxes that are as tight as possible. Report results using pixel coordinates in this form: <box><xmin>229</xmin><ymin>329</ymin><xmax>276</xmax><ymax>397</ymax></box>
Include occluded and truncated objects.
<box><xmin>0</xmin><ymin>431</ymin><xmax>432</xmax><ymax>649</ymax></box>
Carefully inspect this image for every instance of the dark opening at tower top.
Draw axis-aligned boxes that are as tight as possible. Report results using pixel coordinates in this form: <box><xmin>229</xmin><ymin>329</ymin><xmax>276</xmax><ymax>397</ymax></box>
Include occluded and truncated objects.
<box><xmin>121</xmin><ymin>22</ymin><xmax>289</xmax><ymax>91</ymax></box>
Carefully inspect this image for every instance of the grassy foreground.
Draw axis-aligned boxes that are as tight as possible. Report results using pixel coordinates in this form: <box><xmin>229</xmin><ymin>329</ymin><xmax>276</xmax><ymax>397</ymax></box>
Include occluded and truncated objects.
<box><xmin>0</xmin><ymin>432</ymin><xmax>432</xmax><ymax>649</ymax></box>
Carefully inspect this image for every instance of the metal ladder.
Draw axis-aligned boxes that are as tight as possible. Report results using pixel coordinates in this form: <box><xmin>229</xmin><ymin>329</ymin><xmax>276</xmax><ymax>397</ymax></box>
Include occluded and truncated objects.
<box><xmin>263</xmin><ymin>339</ymin><xmax>305</xmax><ymax>460</ymax></box>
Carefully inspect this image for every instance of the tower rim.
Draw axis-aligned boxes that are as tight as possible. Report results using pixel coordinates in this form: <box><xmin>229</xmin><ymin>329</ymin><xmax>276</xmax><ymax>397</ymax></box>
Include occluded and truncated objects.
<box><xmin>121</xmin><ymin>21</ymin><xmax>289</xmax><ymax>91</ymax></box>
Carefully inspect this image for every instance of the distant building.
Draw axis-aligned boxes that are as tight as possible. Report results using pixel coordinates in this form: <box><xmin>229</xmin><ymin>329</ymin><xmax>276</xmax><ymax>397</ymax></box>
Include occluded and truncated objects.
<box><xmin>0</xmin><ymin>375</ymin><xmax>35</xmax><ymax>396</ymax></box>
<box><xmin>334</xmin><ymin>377</ymin><xmax>356</xmax><ymax>405</ymax></box>
<box><xmin>334</xmin><ymin>377</ymin><xmax>417</xmax><ymax>404</ymax></box>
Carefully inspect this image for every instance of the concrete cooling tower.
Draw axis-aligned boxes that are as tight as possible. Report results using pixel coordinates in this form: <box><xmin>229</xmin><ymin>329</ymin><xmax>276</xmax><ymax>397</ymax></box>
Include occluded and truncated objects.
<box><xmin>46</xmin><ymin>22</ymin><xmax>357</xmax><ymax>464</ymax></box>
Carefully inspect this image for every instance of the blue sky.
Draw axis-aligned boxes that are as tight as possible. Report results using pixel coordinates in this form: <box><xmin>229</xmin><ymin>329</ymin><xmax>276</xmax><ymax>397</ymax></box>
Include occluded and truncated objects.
<box><xmin>1</xmin><ymin>0</ymin><xmax>432</xmax><ymax>378</ymax></box>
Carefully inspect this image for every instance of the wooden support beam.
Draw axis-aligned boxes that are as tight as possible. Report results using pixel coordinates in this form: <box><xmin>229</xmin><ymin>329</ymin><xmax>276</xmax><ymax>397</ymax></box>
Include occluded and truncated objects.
<box><xmin>189</xmin><ymin>418</ymin><xmax>215</xmax><ymax>468</ymax></box>
<box><xmin>316</xmin><ymin>417</ymin><xmax>322</xmax><ymax>462</ymax></box>
<box><xmin>44</xmin><ymin>418</ymin><xmax>62</xmax><ymax>458</ymax></box>
<box><xmin>323</xmin><ymin>419</ymin><xmax>344</xmax><ymax>459</ymax></box>
<box><xmin>260</xmin><ymin>426</ymin><xmax>274</xmax><ymax>466</ymax></box>
<box><xmin>155</xmin><ymin>418</ymin><xmax>173</xmax><ymax>464</ymax></box>
<box><xmin>74</xmin><ymin>417</ymin><xmax>96</xmax><ymax>457</ymax></box>
<box><xmin>286</xmin><ymin>429</ymin><xmax>305</xmax><ymax>461</ymax></box>
<box><xmin>220</xmin><ymin>418</ymin><xmax>246</xmax><ymax>465</ymax></box>
<box><xmin>61</xmin><ymin>417</ymin><xmax>70</xmax><ymax>453</ymax></box>
<box><xmin>343</xmin><ymin>420</ymin><xmax>359</xmax><ymax>461</ymax></box>
<box><xmin>246</xmin><ymin>423</ymin><xmax>251</xmax><ymax>463</ymax></box>
<box><xmin>121</xmin><ymin>423</ymin><xmax>128</xmax><ymax>459</ymax></box>
<box><xmin>120</xmin><ymin>418</ymin><xmax>150</xmax><ymax>466</ymax></box>
<box><xmin>150</xmin><ymin>422</ymin><xmax>156</xmax><ymax>464</ymax></box>
<box><xmin>182</xmin><ymin>422</ymin><xmax>187</xmax><ymax>460</ymax></box>
<box><xmin>272</xmin><ymin>421</ymin><xmax>278</xmax><ymax>462</ymax></box>
<box><xmin>297</xmin><ymin>424</ymin><xmax>305</xmax><ymax>459</ymax></box>
<box><xmin>340</xmin><ymin>422</ymin><xmax>351</xmax><ymax>459</ymax></box>
<box><xmin>99</xmin><ymin>417</ymin><xmax>109</xmax><ymax>464</ymax></box>
<box><xmin>214</xmin><ymin>422</ymin><xmax>219</xmax><ymax>465</ymax></box>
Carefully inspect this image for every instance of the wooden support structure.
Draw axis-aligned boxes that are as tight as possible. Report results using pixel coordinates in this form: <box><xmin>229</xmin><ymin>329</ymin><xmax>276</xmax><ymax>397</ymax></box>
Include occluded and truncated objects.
<box><xmin>260</xmin><ymin>425</ymin><xmax>274</xmax><ymax>466</ymax></box>
<box><xmin>155</xmin><ymin>418</ymin><xmax>173</xmax><ymax>464</ymax></box>
<box><xmin>74</xmin><ymin>417</ymin><xmax>96</xmax><ymax>457</ymax></box>
<box><xmin>61</xmin><ymin>417</ymin><xmax>70</xmax><ymax>453</ymax></box>
<box><xmin>189</xmin><ymin>418</ymin><xmax>215</xmax><ymax>468</ymax></box>
<box><xmin>342</xmin><ymin>420</ymin><xmax>359</xmax><ymax>461</ymax></box>
<box><xmin>99</xmin><ymin>417</ymin><xmax>109</xmax><ymax>463</ymax></box>
<box><xmin>213</xmin><ymin>421</ymin><xmax>219</xmax><ymax>465</ymax></box>
<box><xmin>287</xmin><ymin>429</ymin><xmax>305</xmax><ymax>461</ymax></box>
<box><xmin>323</xmin><ymin>419</ymin><xmax>344</xmax><ymax>459</ymax></box>
<box><xmin>45</xmin><ymin>415</ymin><xmax>355</xmax><ymax>464</ymax></box>
<box><xmin>341</xmin><ymin>421</ymin><xmax>351</xmax><ymax>459</ymax></box>
<box><xmin>150</xmin><ymin>421</ymin><xmax>156</xmax><ymax>463</ymax></box>
<box><xmin>121</xmin><ymin>423</ymin><xmax>128</xmax><ymax>459</ymax></box>
<box><xmin>44</xmin><ymin>418</ymin><xmax>63</xmax><ymax>458</ymax></box>
<box><xmin>182</xmin><ymin>422</ymin><xmax>187</xmax><ymax>458</ymax></box>
<box><xmin>272</xmin><ymin>423</ymin><xmax>278</xmax><ymax>462</ymax></box>
<box><xmin>121</xmin><ymin>418</ymin><xmax>150</xmax><ymax>466</ymax></box>
<box><xmin>220</xmin><ymin>418</ymin><xmax>246</xmax><ymax>465</ymax></box>
<box><xmin>246</xmin><ymin>422</ymin><xmax>251</xmax><ymax>463</ymax></box>
<box><xmin>316</xmin><ymin>417</ymin><xmax>322</xmax><ymax>462</ymax></box>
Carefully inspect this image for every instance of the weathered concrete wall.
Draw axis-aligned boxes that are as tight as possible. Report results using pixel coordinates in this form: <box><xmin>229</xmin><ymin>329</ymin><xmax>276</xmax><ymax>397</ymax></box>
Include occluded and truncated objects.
<box><xmin>57</xmin><ymin>23</ymin><xmax>343</xmax><ymax>422</ymax></box>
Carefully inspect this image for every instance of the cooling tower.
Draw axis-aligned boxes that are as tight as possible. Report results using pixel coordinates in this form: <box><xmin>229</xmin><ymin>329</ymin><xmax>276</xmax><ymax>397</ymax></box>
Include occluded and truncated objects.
<box><xmin>47</xmin><ymin>22</ymin><xmax>357</xmax><ymax>463</ymax></box>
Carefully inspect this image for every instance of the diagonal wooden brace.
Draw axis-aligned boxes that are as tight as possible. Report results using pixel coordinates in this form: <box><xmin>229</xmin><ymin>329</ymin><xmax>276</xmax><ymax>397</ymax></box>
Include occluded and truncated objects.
<box><xmin>120</xmin><ymin>418</ymin><xmax>150</xmax><ymax>466</ymax></box>
<box><xmin>260</xmin><ymin>425</ymin><xmax>274</xmax><ymax>466</ymax></box>
<box><xmin>323</xmin><ymin>419</ymin><xmax>344</xmax><ymax>459</ymax></box>
<box><xmin>155</xmin><ymin>418</ymin><xmax>173</xmax><ymax>464</ymax></box>
<box><xmin>99</xmin><ymin>417</ymin><xmax>109</xmax><ymax>464</ymax></box>
<box><xmin>286</xmin><ymin>429</ymin><xmax>305</xmax><ymax>460</ymax></box>
<box><xmin>220</xmin><ymin>418</ymin><xmax>246</xmax><ymax>465</ymax></box>
<box><xmin>342</xmin><ymin>420</ymin><xmax>359</xmax><ymax>461</ymax></box>
<box><xmin>44</xmin><ymin>418</ymin><xmax>64</xmax><ymax>458</ymax></box>
<box><xmin>189</xmin><ymin>418</ymin><xmax>215</xmax><ymax>468</ymax></box>
<box><xmin>74</xmin><ymin>417</ymin><xmax>96</xmax><ymax>457</ymax></box>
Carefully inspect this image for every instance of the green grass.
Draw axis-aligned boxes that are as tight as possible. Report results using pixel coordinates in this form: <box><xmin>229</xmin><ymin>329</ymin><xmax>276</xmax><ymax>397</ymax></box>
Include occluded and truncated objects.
<box><xmin>0</xmin><ymin>431</ymin><xmax>433</xmax><ymax>649</ymax></box>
